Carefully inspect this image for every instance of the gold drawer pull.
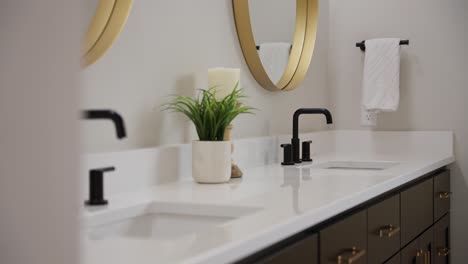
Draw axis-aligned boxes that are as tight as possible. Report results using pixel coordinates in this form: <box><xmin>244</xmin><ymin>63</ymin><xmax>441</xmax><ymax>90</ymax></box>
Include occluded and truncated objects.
<box><xmin>425</xmin><ymin>250</ymin><xmax>431</xmax><ymax>264</ymax></box>
<box><xmin>378</xmin><ymin>224</ymin><xmax>401</xmax><ymax>238</ymax></box>
<box><xmin>438</xmin><ymin>192</ymin><xmax>451</xmax><ymax>199</ymax></box>
<box><xmin>337</xmin><ymin>247</ymin><xmax>366</xmax><ymax>264</ymax></box>
<box><xmin>415</xmin><ymin>250</ymin><xmax>425</xmax><ymax>264</ymax></box>
<box><xmin>437</xmin><ymin>247</ymin><xmax>450</xmax><ymax>257</ymax></box>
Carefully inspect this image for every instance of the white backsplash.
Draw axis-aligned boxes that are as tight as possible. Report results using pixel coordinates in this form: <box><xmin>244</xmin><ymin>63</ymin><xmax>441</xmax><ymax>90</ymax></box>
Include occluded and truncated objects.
<box><xmin>82</xmin><ymin>130</ymin><xmax>453</xmax><ymax>197</ymax></box>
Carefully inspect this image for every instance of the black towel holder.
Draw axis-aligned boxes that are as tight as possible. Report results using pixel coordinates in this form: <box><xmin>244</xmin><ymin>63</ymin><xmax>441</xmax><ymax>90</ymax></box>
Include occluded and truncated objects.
<box><xmin>356</xmin><ymin>40</ymin><xmax>409</xmax><ymax>52</ymax></box>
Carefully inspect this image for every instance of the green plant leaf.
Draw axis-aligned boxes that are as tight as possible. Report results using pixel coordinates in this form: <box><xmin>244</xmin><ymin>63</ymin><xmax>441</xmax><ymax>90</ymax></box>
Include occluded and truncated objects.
<box><xmin>162</xmin><ymin>82</ymin><xmax>255</xmax><ymax>141</ymax></box>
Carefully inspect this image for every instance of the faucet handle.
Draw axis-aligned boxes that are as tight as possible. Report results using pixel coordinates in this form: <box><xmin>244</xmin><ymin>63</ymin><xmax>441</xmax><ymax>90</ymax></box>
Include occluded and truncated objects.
<box><xmin>280</xmin><ymin>144</ymin><xmax>295</xmax><ymax>166</ymax></box>
<box><xmin>90</xmin><ymin>167</ymin><xmax>115</xmax><ymax>174</ymax></box>
<box><xmin>85</xmin><ymin>167</ymin><xmax>115</xmax><ymax>206</ymax></box>
<box><xmin>302</xmin><ymin>141</ymin><xmax>313</xmax><ymax>162</ymax></box>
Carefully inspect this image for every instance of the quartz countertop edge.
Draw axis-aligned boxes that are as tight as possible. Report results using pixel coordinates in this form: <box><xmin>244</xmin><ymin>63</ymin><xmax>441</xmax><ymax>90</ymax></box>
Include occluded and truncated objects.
<box><xmin>183</xmin><ymin>156</ymin><xmax>455</xmax><ymax>264</ymax></box>
<box><xmin>84</xmin><ymin>154</ymin><xmax>455</xmax><ymax>264</ymax></box>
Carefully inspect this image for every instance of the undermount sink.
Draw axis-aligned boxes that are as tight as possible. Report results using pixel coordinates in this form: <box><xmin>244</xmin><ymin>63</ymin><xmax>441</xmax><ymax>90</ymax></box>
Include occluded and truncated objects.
<box><xmin>86</xmin><ymin>202</ymin><xmax>260</xmax><ymax>240</ymax></box>
<box><xmin>304</xmin><ymin>160</ymin><xmax>400</xmax><ymax>171</ymax></box>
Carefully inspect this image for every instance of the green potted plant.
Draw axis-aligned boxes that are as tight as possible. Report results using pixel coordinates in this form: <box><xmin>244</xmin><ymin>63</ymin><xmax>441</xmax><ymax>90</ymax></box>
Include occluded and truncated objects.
<box><xmin>164</xmin><ymin>83</ymin><xmax>254</xmax><ymax>183</ymax></box>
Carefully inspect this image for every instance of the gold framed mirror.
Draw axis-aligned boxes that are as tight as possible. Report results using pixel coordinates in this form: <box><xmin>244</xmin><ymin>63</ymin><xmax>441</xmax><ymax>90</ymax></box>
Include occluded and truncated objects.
<box><xmin>81</xmin><ymin>0</ymin><xmax>133</xmax><ymax>68</ymax></box>
<box><xmin>233</xmin><ymin>0</ymin><xmax>318</xmax><ymax>91</ymax></box>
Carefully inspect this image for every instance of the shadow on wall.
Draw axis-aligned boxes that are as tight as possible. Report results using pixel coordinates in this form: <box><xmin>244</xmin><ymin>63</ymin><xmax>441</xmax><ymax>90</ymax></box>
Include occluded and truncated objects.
<box><xmin>450</xmin><ymin>135</ymin><xmax>468</xmax><ymax>260</ymax></box>
<box><xmin>154</xmin><ymin>144</ymin><xmax>192</xmax><ymax>183</ymax></box>
<box><xmin>144</xmin><ymin>74</ymin><xmax>197</xmax><ymax>147</ymax></box>
<box><xmin>378</xmin><ymin>50</ymin><xmax>412</xmax><ymax>130</ymax></box>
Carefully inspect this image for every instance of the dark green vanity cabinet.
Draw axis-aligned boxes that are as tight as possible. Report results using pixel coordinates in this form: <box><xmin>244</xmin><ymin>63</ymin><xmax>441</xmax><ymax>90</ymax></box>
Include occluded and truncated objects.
<box><xmin>368</xmin><ymin>194</ymin><xmax>400</xmax><ymax>263</ymax></box>
<box><xmin>401</xmin><ymin>177</ymin><xmax>434</xmax><ymax>246</ymax></box>
<box><xmin>434</xmin><ymin>214</ymin><xmax>450</xmax><ymax>264</ymax></box>
<box><xmin>320</xmin><ymin>210</ymin><xmax>367</xmax><ymax>264</ymax></box>
<box><xmin>257</xmin><ymin>234</ymin><xmax>318</xmax><ymax>264</ymax></box>
<box><xmin>434</xmin><ymin>171</ymin><xmax>451</xmax><ymax>221</ymax></box>
<box><xmin>400</xmin><ymin>214</ymin><xmax>450</xmax><ymax>264</ymax></box>
<box><xmin>401</xmin><ymin>226</ymin><xmax>434</xmax><ymax>264</ymax></box>
<box><xmin>384</xmin><ymin>253</ymin><xmax>400</xmax><ymax>264</ymax></box>
<box><xmin>237</xmin><ymin>169</ymin><xmax>451</xmax><ymax>264</ymax></box>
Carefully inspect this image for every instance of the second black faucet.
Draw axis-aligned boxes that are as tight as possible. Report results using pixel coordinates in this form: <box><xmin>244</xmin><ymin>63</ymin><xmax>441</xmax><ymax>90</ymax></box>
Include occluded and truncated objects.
<box><xmin>282</xmin><ymin>108</ymin><xmax>333</xmax><ymax>165</ymax></box>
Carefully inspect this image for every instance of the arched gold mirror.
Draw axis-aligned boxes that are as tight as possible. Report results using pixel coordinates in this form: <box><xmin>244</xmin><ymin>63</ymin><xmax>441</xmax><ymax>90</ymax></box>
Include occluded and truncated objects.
<box><xmin>233</xmin><ymin>0</ymin><xmax>318</xmax><ymax>91</ymax></box>
<box><xmin>81</xmin><ymin>0</ymin><xmax>133</xmax><ymax>68</ymax></box>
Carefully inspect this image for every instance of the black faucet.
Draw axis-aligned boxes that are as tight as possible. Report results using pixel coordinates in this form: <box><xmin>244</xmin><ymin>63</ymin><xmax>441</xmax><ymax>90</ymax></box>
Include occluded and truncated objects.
<box><xmin>85</xmin><ymin>167</ymin><xmax>115</xmax><ymax>206</ymax></box>
<box><xmin>291</xmin><ymin>108</ymin><xmax>333</xmax><ymax>164</ymax></box>
<box><xmin>82</xmin><ymin>110</ymin><xmax>127</xmax><ymax>139</ymax></box>
<box><xmin>82</xmin><ymin>110</ymin><xmax>126</xmax><ymax>206</ymax></box>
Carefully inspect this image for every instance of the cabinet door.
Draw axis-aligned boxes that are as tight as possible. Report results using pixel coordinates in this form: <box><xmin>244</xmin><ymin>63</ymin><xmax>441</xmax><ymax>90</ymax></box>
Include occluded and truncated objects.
<box><xmin>384</xmin><ymin>253</ymin><xmax>400</xmax><ymax>264</ymax></box>
<box><xmin>434</xmin><ymin>214</ymin><xmax>450</xmax><ymax>264</ymax></box>
<box><xmin>401</xmin><ymin>226</ymin><xmax>434</xmax><ymax>264</ymax></box>
<box><xmin>401</xmin><ymin>236</ymin><xmax>423</xmax><ymax>264</ymax></box>
<box><xmin>368</xmin><ymin>194</ymin><xmax>400</xmax><ymax>263</ymax></box>
<box><xmin>401</xmin><ymin>178</ymin><xmax>433</xmax><ymax>246</ymax></box>
<box><xmin>434</xmin><ymin>170</ymin><xmax>450</xmax><ymax>221</ymax></box>
<box><xmin>320</xmin><ymin>210</ymin><xmax>367</xmax><ymax>264</ymax></box>
<box><xmin>419</xmin><ymin>226</ymin><xmax>435</xmax><ymax>264</ymax></box>
<box><xmin>259</xmin><ymin>234</ymin><xmax>318</xmax><ymax>264</ymax></box>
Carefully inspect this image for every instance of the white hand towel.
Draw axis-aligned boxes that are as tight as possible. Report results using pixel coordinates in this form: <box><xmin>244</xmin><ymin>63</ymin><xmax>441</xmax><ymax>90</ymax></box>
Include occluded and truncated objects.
<box><xmin>362</xmin><ymin>38</ymin><xmax>401</xmax><ymax>112</ymax></box>
<box><xmin>258</xmin><ymin>42</ymin><xmax>291</xmax><ymax>84</ymax></box>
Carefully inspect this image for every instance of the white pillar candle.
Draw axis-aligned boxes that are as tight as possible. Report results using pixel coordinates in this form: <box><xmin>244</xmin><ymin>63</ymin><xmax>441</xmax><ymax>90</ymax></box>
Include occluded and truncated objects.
<box><xmin>208</xmin><ymin>68</ymin><xmax>240</xmax><ymax>100</ymax></box>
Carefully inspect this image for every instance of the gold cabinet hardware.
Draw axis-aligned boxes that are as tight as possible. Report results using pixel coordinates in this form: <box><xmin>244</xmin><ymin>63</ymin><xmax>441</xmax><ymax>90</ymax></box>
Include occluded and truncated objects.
<box><xmin>337</xmin><ymin>246</ymin><xmax>366</xmax><ymax>264</ymax></box>
<box><xmin>415</xmin><ymin>249</ymin><xmax>425</xmax><ymax>264</ymax></box>
<box><xmin>437</xmin><ymin>247</ymin><xmax>450</xmax><ymax>257</ymax></box>
<box><xmin>424</xmin><ymin>250</ymin><xmax>431</xmax><ymax>264</ymax></box>
<box><xmin>416</xmin><ymin>249</ymin><xmax>432</xmax><ymax>264</ymax></box>
<box><xmin>437</xmin><ymin>192</ymin><xmax>451</xmax><ymax>199</ymax></box>
<box><xmin>378</xmin><ymin>224</ymin><xmax>401</xmax><ymax>238</ymax></box>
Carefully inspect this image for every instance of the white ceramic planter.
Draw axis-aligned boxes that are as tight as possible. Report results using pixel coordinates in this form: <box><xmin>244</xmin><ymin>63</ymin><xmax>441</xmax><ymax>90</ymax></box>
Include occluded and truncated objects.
<box><xmin>192</xmin><ymin>140</ymin><xmax>231</xmax><ymax>183</ymax></box>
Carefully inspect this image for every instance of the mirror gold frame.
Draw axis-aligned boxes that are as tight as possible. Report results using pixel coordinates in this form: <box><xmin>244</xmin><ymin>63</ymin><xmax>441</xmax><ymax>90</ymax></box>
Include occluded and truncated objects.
<box><xmin>81</xmin><ymin>0</ymin><xmax>133</xmax><ymax>68</ymax></box>
<box><xmin>233</xmin><ymin>0</ymin><xmax>318</xmax><ymax>91</ymax></box>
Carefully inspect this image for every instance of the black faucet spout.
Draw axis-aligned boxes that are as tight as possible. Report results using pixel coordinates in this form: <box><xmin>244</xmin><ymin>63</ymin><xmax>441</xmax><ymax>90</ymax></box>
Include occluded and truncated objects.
<box><xmin>82</xmin><ymin>110</ymin><xmax>127</xmax><ymax>139</ymax></box>
<box><xmin>292</xmin><ymin>108</ymin><xmax>332</xmax><ymax>139</ymax></box>
<box><xmin>291</xmin><ymin>108</ymin><xmax>333</xmax><ymax>163</ymax></box>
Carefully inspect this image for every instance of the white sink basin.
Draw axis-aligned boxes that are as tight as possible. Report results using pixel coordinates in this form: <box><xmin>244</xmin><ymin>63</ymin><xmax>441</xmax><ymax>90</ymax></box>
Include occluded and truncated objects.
<box><xmin>86</xmin><ymin>202</ymin><xmax>260</xmax><ymax>240</ymax></box>
<box><xmin>304</xmin><ymin>160</ymin><xmax>400</xmax><ymax>171</ymax></box>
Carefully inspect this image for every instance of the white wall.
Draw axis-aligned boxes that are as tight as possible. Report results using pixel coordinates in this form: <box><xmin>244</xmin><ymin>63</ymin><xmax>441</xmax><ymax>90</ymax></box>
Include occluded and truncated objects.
<box><xmin>81</xmin><ymin>0</ymin><xmax>468</xmax><ymax>260</ymax></box>
<box><xmin>249</xmin><ymin>0</ymin><xmax>296</xmax><ymax>44</ymax></box>
<box><xmin>0</xmin><ymin>1</ymin><xmax>81</xmax><ymax>264</ymax></box>
<box><xmin>81</xmin><ymin>0</ymin><xmax>330</xmax><ymax>153</ymax></box>
<box><xmin>328</xmin><ymin>0</ymin><xmax>468</xmax><ymax>262</ymax></box>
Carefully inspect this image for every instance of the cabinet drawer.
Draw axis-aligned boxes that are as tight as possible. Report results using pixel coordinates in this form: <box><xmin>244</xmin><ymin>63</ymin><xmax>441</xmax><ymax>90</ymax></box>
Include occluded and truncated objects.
<box><xmin>258</xmin><ymin>234</ymin><xmax>318</xmax><ymax>264</ymax></box>
<box><xmin>434</xmin><ymin>170</ymin><xmax>450</xmax><ymax>221</ymax></box>
<box><xmin>384</xmin><ymin>253</ymin><xmax>400</xmax><ymax>264</ymax></box>
<box><xmin>401</xmin><ymin>234</ymin><xmax>420</xmax><ymax>264</ymax></box>
<box><xmin>368</xmin><ymin>194</ymin><xmax>400</xmax><ymax>263</ymax></box>
<box><xmin>320</xmin><ymin>210</ymin><xmax>367</xmax><ymax>264</ymax></box>
<box><xmin>401</xmin><ymin>226</ymin><xmax>434</xmax><ymax>264</ymax></box>
<box><xmin>401</xmin><ymin>178</ymin><xmax>433</xmax><ymax>246</ymax></box>
<box><xmin>434</xmin><ymin>214</ymin><xmax>450</xmax><ymax>264</ymax></box>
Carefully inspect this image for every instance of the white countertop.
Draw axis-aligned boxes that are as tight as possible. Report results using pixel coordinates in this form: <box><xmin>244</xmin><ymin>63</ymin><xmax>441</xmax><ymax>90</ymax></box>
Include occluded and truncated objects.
<box><xmin>83</xmin><ymin>131</ymin><xmax>455</xmax><ymax>264</ymax></box>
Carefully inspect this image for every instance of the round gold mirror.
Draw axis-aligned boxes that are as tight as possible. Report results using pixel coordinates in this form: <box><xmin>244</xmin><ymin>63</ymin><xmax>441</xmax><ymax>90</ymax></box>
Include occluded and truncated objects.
<box><xmin>233</xmin><ymin>0</ymin><xmax>318</xmax><ymax>91</ymax></box>
<box><xmin>82</xmin><ymin>0</ymin><xmax>133</xmax><ymax>68</ymax></box>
